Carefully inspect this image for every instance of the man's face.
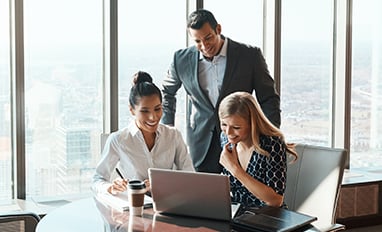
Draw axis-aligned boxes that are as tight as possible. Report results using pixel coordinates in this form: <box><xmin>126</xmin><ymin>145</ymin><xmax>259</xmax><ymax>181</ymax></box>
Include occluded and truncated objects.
<box><xmin>188</xmin><ymin>22</ymin><xmax>223</xmax><ymax>59</ymax></box>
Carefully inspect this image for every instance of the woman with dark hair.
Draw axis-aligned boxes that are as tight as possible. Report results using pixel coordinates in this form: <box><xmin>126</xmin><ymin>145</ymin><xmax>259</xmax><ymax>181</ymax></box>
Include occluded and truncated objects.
<box><xmin>93</xmin><ymin>71</ymin><xmax>194</xmax><ymax>195</ymax></box>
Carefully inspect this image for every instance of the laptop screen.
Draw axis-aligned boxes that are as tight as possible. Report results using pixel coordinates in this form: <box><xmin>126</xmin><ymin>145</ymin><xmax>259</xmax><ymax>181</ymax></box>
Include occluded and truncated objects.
<box><xmin>148</xmin><ymin>168</ymin><xmax>234</xmax><ymax>221</ymax></box>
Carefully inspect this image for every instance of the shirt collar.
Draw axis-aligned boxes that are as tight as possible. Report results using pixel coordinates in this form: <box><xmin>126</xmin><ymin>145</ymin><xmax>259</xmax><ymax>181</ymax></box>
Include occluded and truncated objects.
<box><xmin>199</xmin><ymin>36</ymin><xmax>228</xmax><ymax>60</ymax></box>
<box><xmin>128</xmin><ymin>121</ymin><xmax>141</xmax><ymax>136</ymax></box>
<box><xmin>128</xmin><ymin>120</ymin><xmax>161</xmax><ymax>137</ymax></box>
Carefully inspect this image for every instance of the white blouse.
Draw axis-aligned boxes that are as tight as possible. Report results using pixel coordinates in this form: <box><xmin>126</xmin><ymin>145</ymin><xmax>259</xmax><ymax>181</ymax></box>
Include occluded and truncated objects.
<box><xmin>92</xmin><ymin>121</ymin><xmax>195</xmax><ymax>194</ymax></box>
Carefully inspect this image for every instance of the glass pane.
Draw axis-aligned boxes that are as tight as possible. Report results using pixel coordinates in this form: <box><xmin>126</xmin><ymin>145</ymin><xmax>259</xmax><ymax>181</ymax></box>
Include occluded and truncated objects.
<box><xmin>351</xmin><ymin>0</ymin><xmax>382</xmax><ymax>168</ymax></box>
<box><xmin>118</xmin><ymin>0</ymin><xmax>187</xmax><ymax>133</ymax></box>
<box><xmin>204</xmin><ymin>0</ymin><xmax>263</xmax><ymax>48</ymax></box>
<box><xmin>280</xmin><ymin>0</ymin><xmax>333</xmax><ymax>146</ymax></box>
<box><xmin>24</xmin><ymin>0</ymin><xmax>103</xmax><ymax>201</ymax></box>
<box><xmin>0</xmin><ymin>0</ymin><xmax>12</xmax><ymax>201</ymax></box>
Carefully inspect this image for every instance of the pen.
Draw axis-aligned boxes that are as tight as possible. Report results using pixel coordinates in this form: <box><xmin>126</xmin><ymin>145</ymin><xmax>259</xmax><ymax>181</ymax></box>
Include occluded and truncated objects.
<box><xmin>115</xmin><ymin>168</ymin><xmax>125</xmax><ymax>179</ymax></box>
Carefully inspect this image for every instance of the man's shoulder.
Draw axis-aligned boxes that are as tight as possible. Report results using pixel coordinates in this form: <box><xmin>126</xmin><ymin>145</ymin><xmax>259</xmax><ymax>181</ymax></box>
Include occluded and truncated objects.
<box><xmin>174</xmin><ymin>46</ymin><xmax>198</xmax><ymax>57</ymax></box>
<box><xmin>227</xmin><ymin>37</ymin><xmax>261</xmax><ymax>52</ymax></box>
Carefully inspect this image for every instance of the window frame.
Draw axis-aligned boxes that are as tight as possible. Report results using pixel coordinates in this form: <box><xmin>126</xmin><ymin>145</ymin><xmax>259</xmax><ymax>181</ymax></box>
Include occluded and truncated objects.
<box><xmin>6</xmin><ymin>0</ymin><xmax>373</xmax><ymax>200</ymax></box>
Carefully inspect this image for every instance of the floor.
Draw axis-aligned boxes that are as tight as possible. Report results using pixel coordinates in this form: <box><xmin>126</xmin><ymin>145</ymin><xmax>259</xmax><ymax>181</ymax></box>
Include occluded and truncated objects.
<box><xmin>345</xmin><ymin>224</ymin><xmax>382</xmax><ymax>231</ymax></box>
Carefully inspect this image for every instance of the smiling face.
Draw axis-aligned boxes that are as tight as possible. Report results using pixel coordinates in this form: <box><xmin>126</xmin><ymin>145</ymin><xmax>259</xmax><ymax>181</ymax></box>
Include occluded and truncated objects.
<box><xmin>130</xmin><ymin>94</ymin><xmax>163</xmax><ymax>134</ymax></box>
<box><xmin>188</xmin><ymin>22</ymin><xmax>223</xmax><ymax>59</ymax></box>
<box><xmin>220</xmin><ymin>114</ymin><xmax>252</xmax><ymax>147</ymax></box>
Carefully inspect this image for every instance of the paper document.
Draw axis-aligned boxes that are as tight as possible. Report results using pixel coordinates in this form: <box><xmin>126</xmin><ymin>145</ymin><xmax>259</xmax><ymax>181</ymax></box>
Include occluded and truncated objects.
<box><xmin>97</xmin><ymin>192</ymin><xmax>153</xmax><ymax>212</ymax></box>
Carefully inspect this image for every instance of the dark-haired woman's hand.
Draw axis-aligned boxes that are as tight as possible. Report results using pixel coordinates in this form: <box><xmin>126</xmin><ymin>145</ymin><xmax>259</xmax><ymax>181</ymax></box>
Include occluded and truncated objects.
<box><xmin>108</xmin><ymin>178</ymin><xmax>128</xmax><ymax>195</ymax></box>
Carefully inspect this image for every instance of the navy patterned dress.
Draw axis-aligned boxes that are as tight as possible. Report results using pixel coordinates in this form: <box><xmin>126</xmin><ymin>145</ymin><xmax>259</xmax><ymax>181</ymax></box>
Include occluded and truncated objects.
<box><xmin>220</xmin><ymin>133</ymin><xmax>287</xmax><ymax>208</ymax></box>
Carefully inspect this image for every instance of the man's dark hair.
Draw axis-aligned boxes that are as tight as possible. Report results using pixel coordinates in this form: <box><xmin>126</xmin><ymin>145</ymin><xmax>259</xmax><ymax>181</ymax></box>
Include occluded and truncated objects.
<box><xmin>187</xmin><ymin>9</ymin><xmax>218</xmax><ymax>31</ymax></box>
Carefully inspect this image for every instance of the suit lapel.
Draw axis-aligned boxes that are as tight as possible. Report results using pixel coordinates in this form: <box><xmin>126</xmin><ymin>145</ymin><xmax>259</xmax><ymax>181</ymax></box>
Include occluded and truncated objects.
<box><xmin>218</xmin><ymin>39</ymin><xmax>239</xmax><ymax>104</ymax></box>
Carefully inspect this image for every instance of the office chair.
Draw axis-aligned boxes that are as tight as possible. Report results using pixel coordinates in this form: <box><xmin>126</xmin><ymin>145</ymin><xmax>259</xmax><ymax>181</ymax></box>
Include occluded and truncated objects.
<box><xmin>0</xmin><ymin>211</ymin><xmax>41</xmax><ymax>232</ymax></box>
<box><xmin>284</xmin><ymin>144</ymin><xmax>347</xmax><ymax>232</ymax></box>
<box><xmin>99</xmin><ymin>132</ymin><xmax>121</xmax><ymax>181</ymax></box>
<box><xmin>100</xmin><ymin>133</ymin><xmax>110</xmax><ymax>151</ymax></box>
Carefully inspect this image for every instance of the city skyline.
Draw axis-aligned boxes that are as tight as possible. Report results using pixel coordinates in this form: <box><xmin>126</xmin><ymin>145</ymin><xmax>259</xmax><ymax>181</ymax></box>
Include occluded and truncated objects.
<box><xmin>1</xmin><ymin>40</ymin><xmax>381</xmax><ymax>201</ymax></box>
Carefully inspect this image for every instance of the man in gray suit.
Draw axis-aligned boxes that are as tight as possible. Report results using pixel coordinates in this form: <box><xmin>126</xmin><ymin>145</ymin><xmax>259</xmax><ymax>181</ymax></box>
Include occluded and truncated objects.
<box><xmin>161</xmin><ymin>9</ymin><xmax>280</xmax><ymax>173</ymax></box>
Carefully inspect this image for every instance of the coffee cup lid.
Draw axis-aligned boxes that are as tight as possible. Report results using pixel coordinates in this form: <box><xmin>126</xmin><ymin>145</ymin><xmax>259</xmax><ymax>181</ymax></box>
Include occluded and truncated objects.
<box><xmin>128</xmin><ymin>180</ymin><xmax>146</xmax><ymax>189</ymax></box>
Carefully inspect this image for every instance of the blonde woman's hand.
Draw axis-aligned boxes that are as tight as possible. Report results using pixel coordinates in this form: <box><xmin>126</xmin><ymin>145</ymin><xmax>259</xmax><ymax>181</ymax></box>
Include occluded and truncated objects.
<box><xmin>219</xmin><ymin>143</ymin><xmax>241</xmax><ymax>175</ymax></box>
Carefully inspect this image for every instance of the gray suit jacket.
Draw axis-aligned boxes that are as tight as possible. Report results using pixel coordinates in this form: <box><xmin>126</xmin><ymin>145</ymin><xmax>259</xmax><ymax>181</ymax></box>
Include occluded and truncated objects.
<box><xmin>161</xmin><ymin>37</ymin><xmax>280</xmax><ymax>167</ymax></box>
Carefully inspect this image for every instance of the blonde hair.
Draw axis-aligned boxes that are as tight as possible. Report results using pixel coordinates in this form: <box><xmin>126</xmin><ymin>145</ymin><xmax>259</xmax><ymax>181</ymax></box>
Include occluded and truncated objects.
<box><xmin>218</xmin><ymin>92</ymin><xmax>298</xmax><ymax>160</ymax></box>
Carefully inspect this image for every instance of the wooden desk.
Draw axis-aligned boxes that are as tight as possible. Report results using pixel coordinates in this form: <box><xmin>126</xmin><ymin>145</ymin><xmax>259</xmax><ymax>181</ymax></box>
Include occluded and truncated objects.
<box><xmin>36</xmin><ymin>197</ymin><xmax>319</xmax><ymax>232</ymax></box>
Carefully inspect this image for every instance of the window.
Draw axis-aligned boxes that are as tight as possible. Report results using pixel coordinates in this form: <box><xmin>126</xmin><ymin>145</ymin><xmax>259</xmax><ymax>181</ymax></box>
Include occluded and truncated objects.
<box><xmin>280</xmin><ymin>0</ymin><xmax>334</xmax><ymax>146</ymax></box>
<box><xmin>3</xmin><ymin>0</ymin><xmax>382</xmax><ymax>203</ymax></box>
<box><xmin>351</xmin><ymin>0</ymin><xmax>382</xmax><ymax>168</ymax></box>
<box><xmin>204</xmin><ymin>0</ymin><xmax>263</xmax><ymax>49</ymax></box>
<box><xmin>24</xmin><ymin>0</ymin><xmax>103</xmax><ymax>201</ymax></box>
<box><xmin>0</xmin><ymin>0</ymin><xmax>12</xmax><ymax>201</ymax></box>
<box><xmin>118</xmin><ymin>0</ymin><xmax>187</xmax><ymax>133</ymax></box>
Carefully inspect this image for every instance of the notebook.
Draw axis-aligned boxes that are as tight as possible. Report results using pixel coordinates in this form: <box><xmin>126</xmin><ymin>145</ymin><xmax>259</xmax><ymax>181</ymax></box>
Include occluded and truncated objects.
<box><xmin>232</xmin><ymin>205</ymin><xmax>317</xmax><ymax>232</ymax></box>
<box><xmin>96</xmin><ymin>191</ymin><xmax>153</xmax><ymax>212</ymax></box>
<box><xmin>148</xmin><ymin>168</ymin><xmax>238</xmax><ymax>221</ymax></box>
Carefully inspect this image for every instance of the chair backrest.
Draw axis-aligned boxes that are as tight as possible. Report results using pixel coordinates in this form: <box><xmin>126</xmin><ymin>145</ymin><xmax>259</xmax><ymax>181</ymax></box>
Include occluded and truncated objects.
<box><xmin>284</xmin><ymin>144</ymin><xmax>347</xmax><ymax>231</ymax></box>
<box><xmin>100</xmin><ymin>133</ymin><xmax>121</xmax><ymax>180</ymax></box>
<box><xmin>100</xmin><ymin>133</ymin><xmax>110</xmax><ymax>151</ymax></box>
<box><xmin>0</xmin><ymin>212</ymin><xmax>41</xmax><ymax>232</ymax></box>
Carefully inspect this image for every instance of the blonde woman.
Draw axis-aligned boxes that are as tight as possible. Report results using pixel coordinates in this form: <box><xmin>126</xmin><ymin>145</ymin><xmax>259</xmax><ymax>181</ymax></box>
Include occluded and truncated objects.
<box><xmin>218</xmin><ymin>91</ymin><xmax>297</xmax><ymax>208</ymax></box>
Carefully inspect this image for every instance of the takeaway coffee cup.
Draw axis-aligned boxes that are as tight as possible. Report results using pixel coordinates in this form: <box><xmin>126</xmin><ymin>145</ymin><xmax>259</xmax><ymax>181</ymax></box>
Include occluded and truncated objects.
<box><xmin>128</xmin><ymin>180</ymin><xmax>147</xmax><ymax>216</ymax></box>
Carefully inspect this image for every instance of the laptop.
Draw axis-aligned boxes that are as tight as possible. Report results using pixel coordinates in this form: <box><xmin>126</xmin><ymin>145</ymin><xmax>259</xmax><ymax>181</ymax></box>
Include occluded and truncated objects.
<box><xmin>149</xmin><ymin>168</ymin><xmax>317</xmax><ymax>231</ymax></box>
<box><xmin>148</xmin><ymin>168</ymin><xmax>238</xmax><ymax>221</ymax></box>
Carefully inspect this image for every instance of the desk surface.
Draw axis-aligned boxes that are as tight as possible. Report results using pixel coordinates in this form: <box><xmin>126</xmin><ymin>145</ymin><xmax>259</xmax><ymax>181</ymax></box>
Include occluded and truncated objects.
<box><xmin>36</xmin><ymin>197</ymin><xmax>233</xmax><ymax>232</ymax></box>
<box><xmin>36</xmin><ymin>197</ymin><xmax>319</xmax><ymax>232</ymax></box>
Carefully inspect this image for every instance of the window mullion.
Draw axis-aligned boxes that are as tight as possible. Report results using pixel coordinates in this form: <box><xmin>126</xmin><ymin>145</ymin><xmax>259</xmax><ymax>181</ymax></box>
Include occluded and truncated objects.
<box><xmin>10</xmin><ymin>0</ymin><xmax>26</xmax><ymax>199</ymax></box>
